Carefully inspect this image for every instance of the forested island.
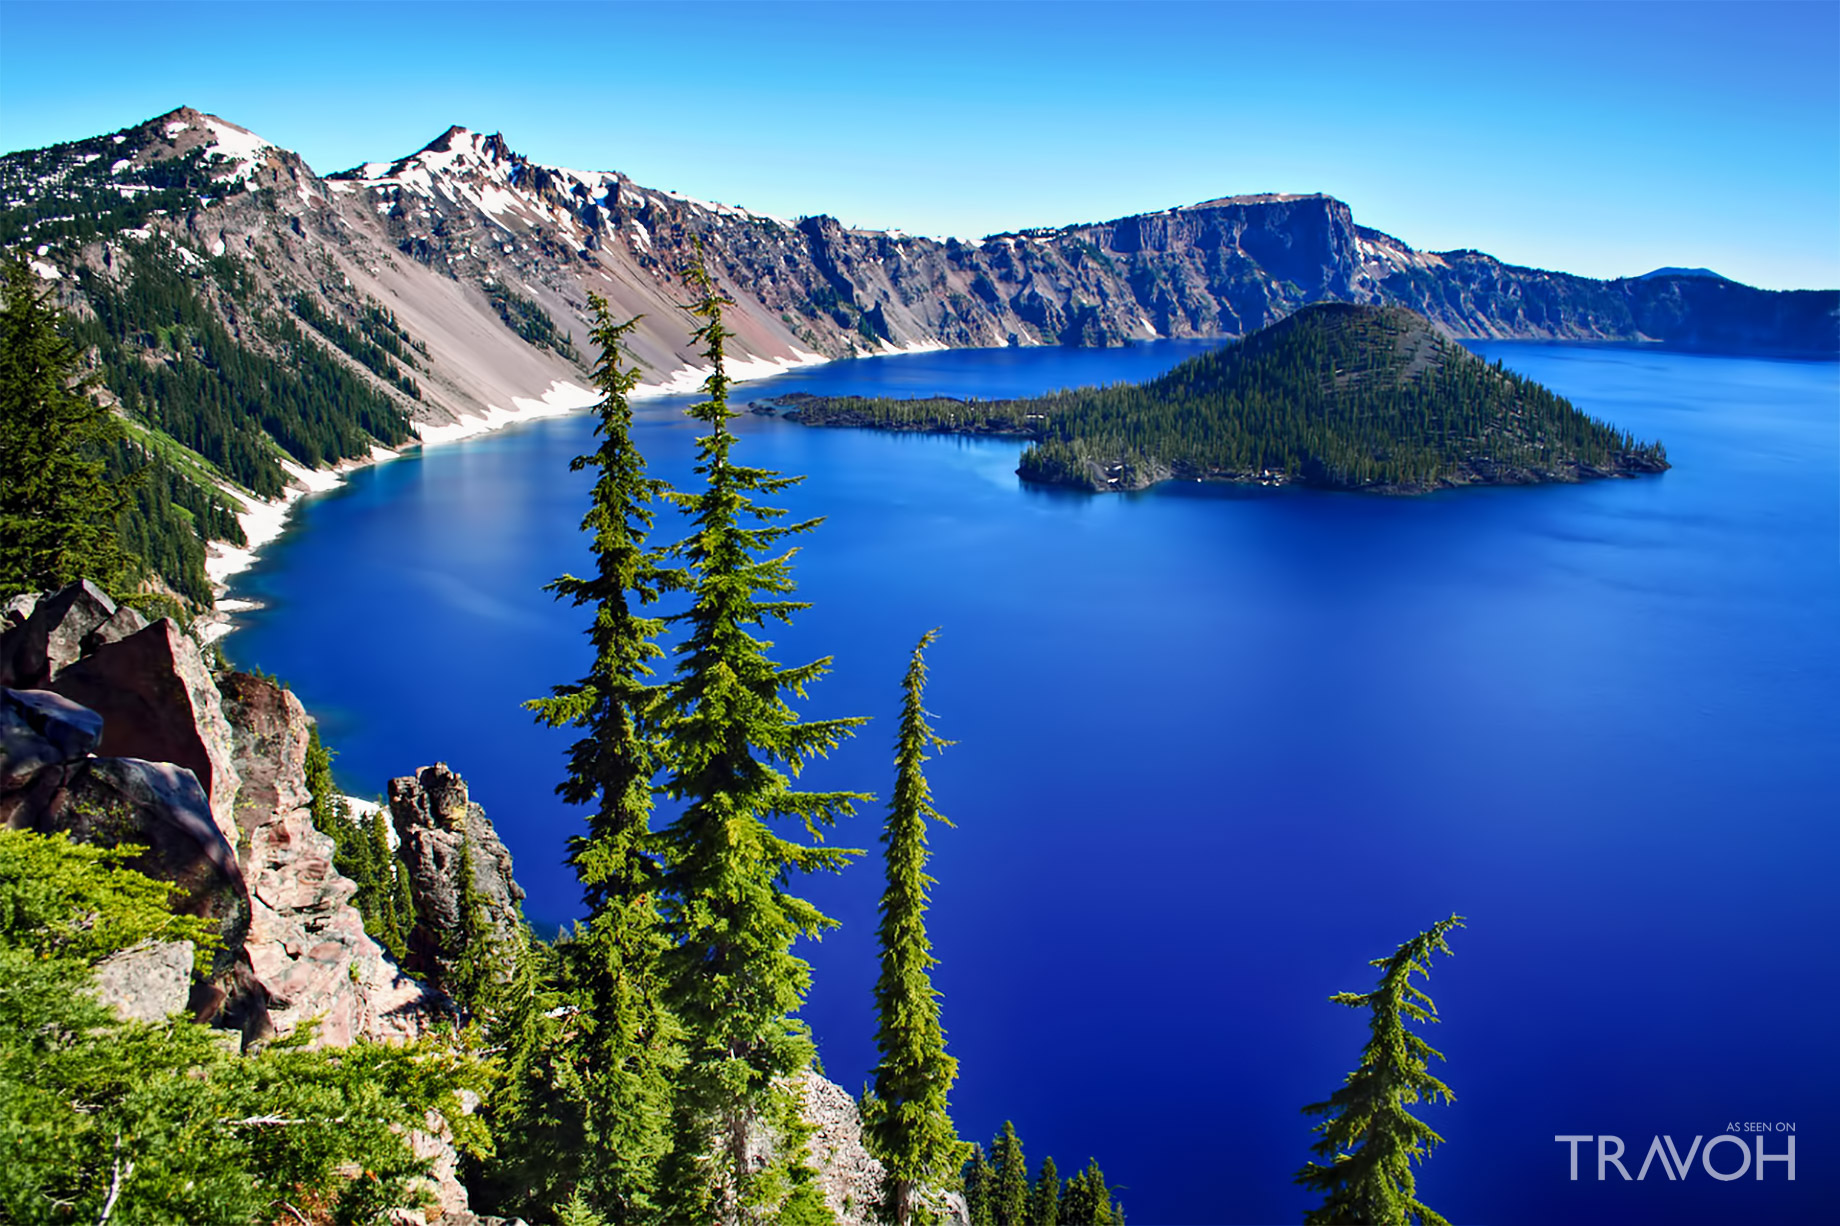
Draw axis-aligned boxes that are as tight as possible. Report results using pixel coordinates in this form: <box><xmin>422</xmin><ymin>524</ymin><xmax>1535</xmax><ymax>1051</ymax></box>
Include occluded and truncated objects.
<box><xmin>765</xmin><ymin>304</ymin><xmax>1671</xmax><ymax>494</ymax></box>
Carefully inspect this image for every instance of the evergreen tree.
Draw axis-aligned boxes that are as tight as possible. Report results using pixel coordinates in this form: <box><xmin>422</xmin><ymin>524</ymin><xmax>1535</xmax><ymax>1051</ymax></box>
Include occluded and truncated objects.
<box><xmin>0</xmin><ymin>255</ymin><xmax>132</xmax><ymax>597</ymax></box>
<box><xmin>652</xmin><ymin>260</ymin><xmax>868</xmax><ymax>1225</ymax></box>
<box><xmin>869</xmin><ymin>629</ymin><xmax>963</xmax><ymax>1225</ymax></box>
<box><xmin>1295</xmin><ymin>914</ymin><xmax>1465</xmax><ymax>1226</ymax></box>
<box><xmin>1028</xmin><ymin>1156</ymin><xmax>1059</xmax><ymax>1226</ymax></box>
<box><xmin>1059</xmin><ymin>1160</ymin><xmax>1116</xmax><ymax>1226</ymax></box>
<box><xmin>989</xmin><ymin>1122</ymin><xmax>1029</xmax><ymax>1226</ymax></box>
<box><xmin>516</xmin><ymin>294</ymin><xmax>682</xmax><ymax>1222</ymax></box>
<box><xmin>961</xmin><ymin>1145</ymin><xmax>994</xmax><ymax>1226</ymax></box>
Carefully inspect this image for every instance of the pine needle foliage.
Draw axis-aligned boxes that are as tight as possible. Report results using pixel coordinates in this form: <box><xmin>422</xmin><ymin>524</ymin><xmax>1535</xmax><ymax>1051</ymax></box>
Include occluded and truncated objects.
<box><xmin>652</xmin><ymin>259</ymin><xmax>868</xmax><ymax>1225</ymax></box>
<box><xmin>989</xmin><ymin>1122</ymin><xmax>1029</xmax><ymax>1226</ymax></box>
<box><xmin>1295</xmin><ymin>914</ymin><xmax>1465</xmax><ymax>1226</ymax></box>
<box><xmin>1027</xmin><ymin>1155</ymin><xmax>1058</xmax><ymax>1226</ymax></box>
<box><xmin>0</xmin><ymin>256</ymin><xmax>132</xmax><ymax>598</ymax></box>
<box><xmin>518</xmin><ymin>293</ymin><xmax>682</xmax><ymax>1222</ymax></box>
<box><xmin>869</xmin><ymin>629</ymin><xmax>964</xmax><ymax>1225</ymax></box>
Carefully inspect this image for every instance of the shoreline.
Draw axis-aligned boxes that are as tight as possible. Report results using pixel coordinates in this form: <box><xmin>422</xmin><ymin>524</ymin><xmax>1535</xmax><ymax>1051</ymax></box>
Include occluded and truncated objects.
<box><xmin>199</xmin><ymin>340</ymin><xmax>918</xmax><ymax>641</ymax></box>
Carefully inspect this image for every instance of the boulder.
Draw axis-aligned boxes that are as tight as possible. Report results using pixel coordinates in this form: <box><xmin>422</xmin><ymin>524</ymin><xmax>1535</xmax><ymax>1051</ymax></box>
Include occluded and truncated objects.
<box><xmin>0</xmin><ymin>579</ymin><xmax>117</xmax><ymax>688</ymax></box>
<box><xmin>1</xmin><ymin>687</ymin><xmax>103</xmax><ymax>789</ymax></box>
<box><xmin>81</xmin><ymin>604</ymin><xmax>149</xmax><ymax>654</ymax></box>
<box><xmin>48</xmin><ymin>618</ymin><xmax>242</xmax><ymax>849</ymax></box>
<box><xmin>389</xmin><ymin>763</ymin><xmax>526</xmax><ymax>994</ymax></box>
<box><xmin>11</xmin><ymin>755</ymin><xmax>248</xmax><ymax>974</ymax></box>
<box><xmin>2</xmin><ymin>591</ymin><xmax>38</xmax><ymax>628</ymax></box>
<box><xmin>92</xmin><ymin>939</ymin><xmax>194</xmax><ymax>1022</ymax></box>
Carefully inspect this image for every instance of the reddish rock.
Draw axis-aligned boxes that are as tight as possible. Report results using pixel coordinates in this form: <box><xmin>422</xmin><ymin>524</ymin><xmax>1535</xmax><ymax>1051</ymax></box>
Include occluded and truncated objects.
<box><xmin>48</xmin><ymin>618</ymin><xmax>241</xmax><ymax>848</ymax></box>
<box><xmin>218</xmin><ymin>670</ymin><xmax>313</xmax><ymax>840</ymax></box>
<box><xmin>0</xmin><ymin>579</ymin><xmax>118</xmax><ymax>688</ymax></box>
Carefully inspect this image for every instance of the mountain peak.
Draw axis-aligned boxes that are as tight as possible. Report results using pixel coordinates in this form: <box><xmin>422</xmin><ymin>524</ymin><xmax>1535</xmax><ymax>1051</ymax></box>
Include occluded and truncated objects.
<box><xmin>1638</xmin><ymin>266</ymin><xmax>1730</xmax><ymax>283</ymax></box>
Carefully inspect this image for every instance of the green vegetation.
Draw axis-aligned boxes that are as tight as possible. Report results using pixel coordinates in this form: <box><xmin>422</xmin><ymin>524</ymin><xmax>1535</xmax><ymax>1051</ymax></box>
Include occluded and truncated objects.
<box><xmin>1296</xmin><ymin>915</ymin><xmax>1465</xmax><ymax>1226</ymax></box>
<box><xmin>651</xmin><ymin>262</ymin><xmax>867</xmax><ymax>1224</ymax></box>
<box><xmin>867</xmin><ymin>630</ymin><xmax>964</xmax><ymax>1226</ymax></box>
<box><xmin>68</xmin><ymin>251</ymin><xmax>411</xmax><ymax>499</ymax></box>
<box><xmin>306</xmin><ymin>726</ymin><xmax>415</xmax><ymax>963</ymax></box>
<box><xmin>961</xmin><ymin>1124</ymin><xmax>1122</xmax><ymax>1226</ymax></box>
<box><xmin>507</xmin><ymin>293</ymin><xmax>681</xmax><ymax>1222</ymax></box>
<box><xmin>488</xmin><ymin>281</ymin><xmax>581</xmax><ymax>363</ymax></box>
<box><xmin>781</xmin><ymin>304</ymin><xmax>1668</xmax><ymax>492</ymax></box>
<box><xmin>0</xmin><ymin>256</ymin><xmax>132</xmax><ymax>598</ymax></box>
<box><xmin>0</xmin><ymin>133</ymin><xmax>220</xmax><ymax>249</ymax></box>
<box><xmin>0</xmin><ymin>829</ymin><xmax>487</xmax><ymax>1226</ymax></box>
<box><xmin>290</xmin><ymin>291</ymin><xmax>424</xmax><ymax>399</ymax></box>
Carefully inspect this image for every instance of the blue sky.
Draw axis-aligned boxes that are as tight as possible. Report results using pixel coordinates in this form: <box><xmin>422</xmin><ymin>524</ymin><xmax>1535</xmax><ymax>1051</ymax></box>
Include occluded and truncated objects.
<box><xmin>3</xmin><ymin>0</ymin><xmax>1835</xmax><ymax>289</ymax></box>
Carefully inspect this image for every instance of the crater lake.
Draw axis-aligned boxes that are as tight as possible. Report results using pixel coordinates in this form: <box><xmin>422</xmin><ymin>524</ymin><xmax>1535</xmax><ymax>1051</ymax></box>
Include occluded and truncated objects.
<box><xmin>224</xmin><ymin>338</ymin><xmax>1838</xmax><ymax>1225</ymax></box>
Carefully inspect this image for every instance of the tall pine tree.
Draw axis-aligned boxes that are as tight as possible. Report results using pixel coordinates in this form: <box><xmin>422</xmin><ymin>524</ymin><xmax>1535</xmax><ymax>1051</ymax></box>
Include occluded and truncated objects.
<box><xmin>0</xmin><ymin>256</ymin><xmax>131</xmax><ymax>598</ymax></box>
<box><xmin>988</xmin><ymin>1122</ymin><xmax>1029</xmax><ymax>1226</ymax></box>
<box><xmin>653</xmin><ymin>260</ymin><xmax>868</xmax><ymax>1225</ymax></box>
<box><xmin>1027</xmin><ymin>1155</ymin><xmax>1058</xmax><ymax>1226</ymax></box>
<box><xmin>869</xmin><ymin>629</ymin><xmax>963</xmax><ymax>1226</ymax></box>
<box><xmin>518</xmin><ymin>294</ymin><xmax>681</xmax><ymax>1222</ymax></box>
<box><xmin>1295</xmin><ymin>914</ymin><xmax>1465</xmax><ymax>1226</ymax></box>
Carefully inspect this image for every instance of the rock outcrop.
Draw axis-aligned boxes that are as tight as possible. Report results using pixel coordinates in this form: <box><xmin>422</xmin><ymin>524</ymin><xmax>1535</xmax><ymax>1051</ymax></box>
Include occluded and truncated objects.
<box><xmin>0</xmin><ymin>583</ymin><xmax>444</xmax><ymax>1049</ymax></box>
<box><xmin>389</xmin><ymin>763</ymin><xmax>526</xmax><ymax>995</ymax></box>
<box><xmin>49</xmin><ymin>617</ymin><xmax>241</xmax><ymax>849</ymax></box>
<box><xmin>92</xmin><ymin>939</ymin><xmax>195</xmax><ymax>1023</ymax></box>
<box><xmin>220</xmin><ymin>670</ymin><xmax>443</xmax><ymax>1047</ymax></box>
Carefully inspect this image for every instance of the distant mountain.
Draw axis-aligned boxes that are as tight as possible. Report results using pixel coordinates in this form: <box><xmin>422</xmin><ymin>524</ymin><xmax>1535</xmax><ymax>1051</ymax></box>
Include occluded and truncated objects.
<box><xmin>0</xmin><ymin>107</ymin><xmax>1828</xmax><ymax>599</ymax></box>
<box><xmin>1638</xmin><ymin>266</ymin><xmax>1730</xmax><ymax>282</ymax></box>
<box><xmin>774</xmin><ymin>303</ymin><xmax>1670</xmax><ymax>494</ymax></box>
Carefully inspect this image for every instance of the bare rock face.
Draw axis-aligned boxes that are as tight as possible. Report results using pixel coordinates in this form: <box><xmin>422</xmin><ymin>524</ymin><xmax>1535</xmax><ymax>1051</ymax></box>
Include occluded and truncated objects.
<box><xmin>217</xmin><ymin>670</ymin><xmax>314</xmax><ymax>839</ymax></box>
<box><xmin>221</xmin><ymin>670</ymin><xmax>442</xmax><ymax>1047</ymax></box>
<box><xmin>797</xmin><ymin>1069</ymin><xmax>887</xmax><ymax>1226</ymax></box>
<box><xmin>92</xmin><ymin>939</ymin><xmax>194</xmax><ymax>1022</ymax></box>
<box><xmin>240</xmin><ymin>806</ymin><xmax>442</xmax><ymax>1046</ymax></box>
<box><xmin>389</xmin><ymin>763</ymin><xmax>525</xmax><ymax>993</ymax></box>
<box><xmin>47</xmin><ymin>618</ymin><xmax>241</xmax><ymax>849</ymax></box>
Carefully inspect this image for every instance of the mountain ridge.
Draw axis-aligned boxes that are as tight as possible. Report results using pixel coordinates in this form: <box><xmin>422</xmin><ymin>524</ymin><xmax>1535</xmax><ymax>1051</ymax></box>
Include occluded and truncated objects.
<box><xmin>1</xmin><ymin>105</ymin><xmax>1831</xmax><ymax>604</ymax></box>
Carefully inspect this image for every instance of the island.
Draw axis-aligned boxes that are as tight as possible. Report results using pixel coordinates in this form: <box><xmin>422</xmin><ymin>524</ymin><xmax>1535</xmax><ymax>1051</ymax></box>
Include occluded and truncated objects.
<box><xmin>759</xmin><ymin>303</ymin><xmax>1671</xmax><ymax>493</ymax></box>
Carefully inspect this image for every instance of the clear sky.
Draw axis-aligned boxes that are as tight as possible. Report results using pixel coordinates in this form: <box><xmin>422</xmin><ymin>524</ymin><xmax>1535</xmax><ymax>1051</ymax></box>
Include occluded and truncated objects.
<box><xmin>3</xmin><ymin>0</ymin><xmax>1836</xmax><ymax>289</ymax></box>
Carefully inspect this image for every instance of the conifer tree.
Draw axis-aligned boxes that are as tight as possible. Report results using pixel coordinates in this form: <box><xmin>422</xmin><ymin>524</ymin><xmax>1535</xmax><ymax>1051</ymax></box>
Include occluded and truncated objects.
<box><xmin>0</xmin><ymin>256</ymin><xmax>132</xmax><ymax>597</ymax></box>
<box><xmin>962</xmin><ymin>1145</ymin><xmax>994</xmax><ymax>1226</ymax></box>
<box><xmin>869</xmin><ymin>629</ymin><xmax>963</xmax><ymax>1225</ymax></box>
<box><xmin>519</xmin><ymin>293</ymin><xmax>681</xmax><ymax>1221</ymax></box>
<box><xmin>1295</xmin><ymin>914</ymin><xmax>1465</xmax><ymax>1226</ymax></box>
<box><xmin>989</xmin><ymin>1122</ymin><xmax>1029</xmax><ymax>1226</ymax></box>
<box><xmin>1059</xmin><ymin>1160</ymin><xmax>1117</xmax><ymax>1226</ymax></box>
<box><xmin>653</xmin><ymin>260</ymin><xmax>868</xmax><ymax>1225</ymax></box>
<box><xmin>1028</xmin><ymin>1156</ymin><xmax>1059</xmax><ymax>1226</ymax></box>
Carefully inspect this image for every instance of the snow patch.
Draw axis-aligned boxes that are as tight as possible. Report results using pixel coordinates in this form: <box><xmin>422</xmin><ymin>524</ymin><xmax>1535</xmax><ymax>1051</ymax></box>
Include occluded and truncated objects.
<box><xmin>206</xmin><ymin>446</ymin><xmax>402</xmax><ymax>588</ymax></box>
<box><xmin>636</xmin><ymin>346</ymin><xmax>831</xmax><ymax>400</ymax></box>
<box><xmin>28</xmin><ymin>260</ymin><xmax>60</xmax><ymax>280</ymax></box>
<box><xmin>412</xmin><ymin>379</ymin><xmax>599</xmax><ymax>445</ymax></box>
<box><xmin>163</xmin><ymin>120</ymin><xmax>189</xmax><ymax>138</ymax></box>
<box><xmin>210</xmin><ymin>236</ymin><xmax>226</xmax><ymax>257</ymax></box>
<box><xmin>109</xmin><ymin>159</ymin><xmax>132</xmax><ymax>176</ymax></box>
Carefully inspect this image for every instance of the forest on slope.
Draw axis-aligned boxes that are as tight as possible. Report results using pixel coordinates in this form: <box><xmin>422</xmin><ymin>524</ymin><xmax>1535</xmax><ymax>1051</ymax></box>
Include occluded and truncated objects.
<box><xmin>772</xmin><ymin>304</ymin><xmax>1671</xmax><ymax>493</ymax></box>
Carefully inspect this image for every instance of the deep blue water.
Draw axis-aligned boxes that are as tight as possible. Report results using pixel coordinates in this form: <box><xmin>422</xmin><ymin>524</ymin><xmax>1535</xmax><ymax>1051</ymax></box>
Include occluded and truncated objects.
<box><xmin>227</xmin><ymin>339</ymin><xmax>1838</xmax><ymax>1225</ymax></box>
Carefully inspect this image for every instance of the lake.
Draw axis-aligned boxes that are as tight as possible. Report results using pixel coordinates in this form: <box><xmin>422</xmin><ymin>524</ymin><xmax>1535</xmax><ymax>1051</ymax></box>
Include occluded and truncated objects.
<box><xmin>225</xmin><ymin>338</ymin><xmax>1838</xmax><ymax>1224</ymax></box>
